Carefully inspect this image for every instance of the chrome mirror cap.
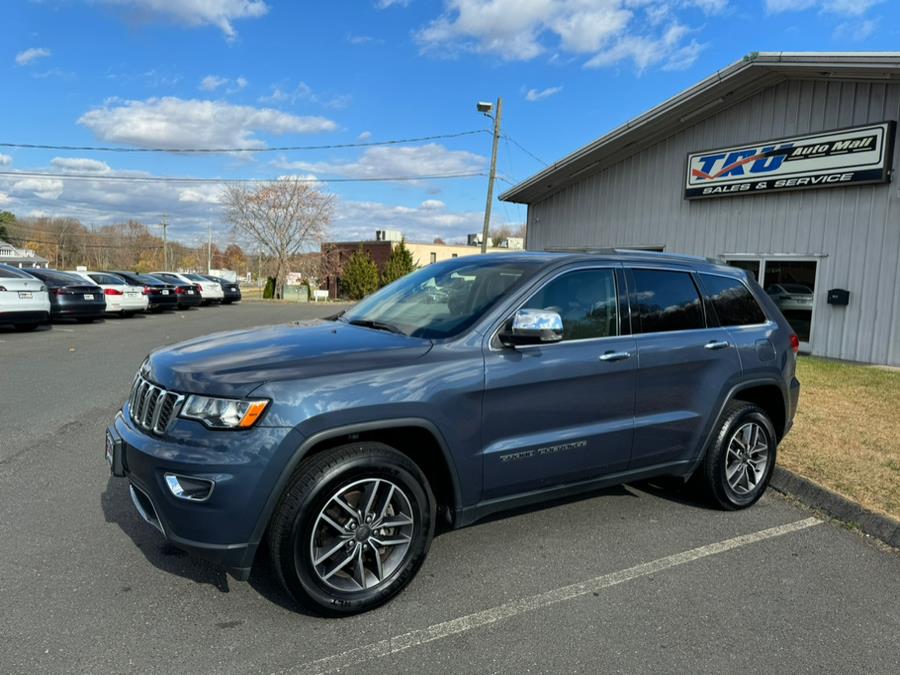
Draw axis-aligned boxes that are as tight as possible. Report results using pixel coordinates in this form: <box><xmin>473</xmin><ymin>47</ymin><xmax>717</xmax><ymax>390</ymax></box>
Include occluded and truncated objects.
<box><xmin>502</xmin><ymin>308</ymin><xmax>564</xmax><ymax>346</ymax></box>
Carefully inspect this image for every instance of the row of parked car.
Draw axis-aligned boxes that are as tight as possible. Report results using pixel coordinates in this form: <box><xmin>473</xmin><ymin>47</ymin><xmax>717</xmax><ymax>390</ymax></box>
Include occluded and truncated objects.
<box><xmin>0</xmin><ymin>263</ymin><xmax>241</xmax><ymax>331</ymax></box>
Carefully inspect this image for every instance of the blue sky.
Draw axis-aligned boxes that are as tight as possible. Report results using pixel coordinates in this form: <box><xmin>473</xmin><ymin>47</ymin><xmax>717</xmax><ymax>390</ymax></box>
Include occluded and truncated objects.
<box><xmin>1</xmin><ymin>0</ymin><xmax>897</xmax><ymax>248</ymax></box>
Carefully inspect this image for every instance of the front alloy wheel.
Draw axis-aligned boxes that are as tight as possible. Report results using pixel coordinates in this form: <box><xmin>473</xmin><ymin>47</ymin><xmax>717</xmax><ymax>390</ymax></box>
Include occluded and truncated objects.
<box><xmin>309</xmin><ymin>478</ymin><xmax>415</xmax><ymax>591</ymax></box>
<box><xmin>268</xmin><ymin>442</ymin><xmax>435</xmax><ymax>615</ymax></box>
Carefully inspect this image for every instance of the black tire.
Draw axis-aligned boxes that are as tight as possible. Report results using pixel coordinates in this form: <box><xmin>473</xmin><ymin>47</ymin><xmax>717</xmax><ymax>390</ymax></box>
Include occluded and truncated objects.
<box><xmin>268</xmin><ymin>442</ymin><xmax>435</xmax><ymax>616</ymax></box>
<box><xmin>76</xmin><ymin>317</ymin><xmax>95</xmax><ymax>323</ymax></box>
<box><xmin>13</xmin><ymin>323</ymin><xmax>39</xmax><ymax>332</ymax></box>
<box><xmin>694</xmin><ymin>401</ymin><xmax>777</xmax><ymax>510</ymax></box>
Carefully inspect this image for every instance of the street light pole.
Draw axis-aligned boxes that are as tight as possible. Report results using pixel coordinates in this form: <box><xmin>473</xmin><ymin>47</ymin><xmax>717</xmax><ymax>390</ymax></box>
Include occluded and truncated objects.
<box><xmin>479</xmin><ymin>96</ymin><xmax>502</xmax><ymax>254</ymax></box>
<box><xmin>161</xmin><ymin>215</ymin><xmax>169</xmax><ymax>270</ymax></box>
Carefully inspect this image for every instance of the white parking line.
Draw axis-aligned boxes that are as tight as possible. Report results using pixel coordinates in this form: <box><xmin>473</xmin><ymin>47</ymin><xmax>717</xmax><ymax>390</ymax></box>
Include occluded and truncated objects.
<box><xmin>281</xmin><ymin>517</ymin><xmax>821</xmax><ymax>675</ymax></box>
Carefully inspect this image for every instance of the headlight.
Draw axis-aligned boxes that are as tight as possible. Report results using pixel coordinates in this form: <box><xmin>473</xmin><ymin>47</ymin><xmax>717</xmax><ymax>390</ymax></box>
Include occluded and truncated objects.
<box><xmin>180</xmin><ymin>395</ymin><xmax>269</xmax><ymax>429</ymax></box>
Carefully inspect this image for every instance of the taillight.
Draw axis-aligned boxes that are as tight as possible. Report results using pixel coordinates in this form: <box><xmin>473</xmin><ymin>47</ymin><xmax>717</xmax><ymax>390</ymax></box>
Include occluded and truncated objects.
<box><xmin>104</xmin><ymin>288</ymin><xmax>124</xmax><ymax>296</ymax></box>
<box><xmin>50</xmin><ymin>288</ymin><xmax>63</xmax><ymax>296</ymax></box>
<box><xmin>790</xmin><ymin>334</ymin><xmax>800</xmax><ymax>354</ymax></box>
<box><xmin>176</xmin><ymin>287</ymin><xmax>185</xmax><ymax>294</ymax></box>
<box><xmin>143</xmin><ymin>285</ymin><xmax>152</xmax><ymax>295</ymax></box>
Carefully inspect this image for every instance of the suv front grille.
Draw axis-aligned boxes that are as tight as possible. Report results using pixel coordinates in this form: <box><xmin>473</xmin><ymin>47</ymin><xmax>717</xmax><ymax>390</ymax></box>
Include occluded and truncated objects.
<box><xmin>129</xmin><ymin>374</ymin><xmax>185</xmax><ymax>434</ymax></box>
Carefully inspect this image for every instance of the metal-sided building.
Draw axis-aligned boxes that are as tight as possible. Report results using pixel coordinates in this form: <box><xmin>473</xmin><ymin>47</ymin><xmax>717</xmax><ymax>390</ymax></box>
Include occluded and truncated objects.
<box><xmin>500</xmin><ymin>53</ymin><xmax>900</xmax><ymax>366</ymax></box>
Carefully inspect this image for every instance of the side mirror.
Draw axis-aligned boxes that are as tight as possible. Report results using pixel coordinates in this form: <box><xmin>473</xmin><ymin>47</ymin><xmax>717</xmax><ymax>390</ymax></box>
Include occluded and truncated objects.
<box><xmin>500</xmin><ymin>309</ymin><xmax>564</xmax><ymax>347</ymax></box>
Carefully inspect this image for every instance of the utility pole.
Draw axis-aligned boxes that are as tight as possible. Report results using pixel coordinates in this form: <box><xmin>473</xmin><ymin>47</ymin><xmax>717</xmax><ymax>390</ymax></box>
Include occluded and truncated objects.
<box><xmin>207</xmin><ymin>222</ymin><xmax>212</xmax><ymax>273</ymax></box>
<box><xmin>161</xmin><ymin>215</ymin><xmax>169</xmax><ymax>270</ymax></box>
<box><xmin>480</xmin><ymin>96</ymin><xmax>503</xmax><ymax>254</ymax></box>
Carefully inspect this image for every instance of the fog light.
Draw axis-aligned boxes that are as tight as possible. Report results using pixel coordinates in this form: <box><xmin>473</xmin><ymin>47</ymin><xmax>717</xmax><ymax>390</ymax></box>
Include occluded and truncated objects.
<box><xmin>164</xmin><ymin>473</ymin><xmax>214</xmax><ymax>502</ymax></box>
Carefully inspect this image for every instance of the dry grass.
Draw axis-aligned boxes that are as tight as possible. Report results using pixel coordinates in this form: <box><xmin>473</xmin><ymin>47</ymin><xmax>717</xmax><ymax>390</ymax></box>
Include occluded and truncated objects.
<box><xmin>780</xmin><ymin>356</ymin><xmax>900</xmax><ymax>519</ymax></box>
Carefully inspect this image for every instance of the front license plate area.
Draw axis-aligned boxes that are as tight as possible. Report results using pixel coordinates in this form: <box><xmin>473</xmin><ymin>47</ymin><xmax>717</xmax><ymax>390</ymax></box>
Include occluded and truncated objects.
<box><xmin>105</xmin><ymin>428</ymin><xmax>126</xmax><ymax>477</ymax></box>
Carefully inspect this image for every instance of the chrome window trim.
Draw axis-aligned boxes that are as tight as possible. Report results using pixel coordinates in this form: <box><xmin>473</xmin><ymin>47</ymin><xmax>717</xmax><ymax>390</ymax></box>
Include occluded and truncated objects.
<box><xmin>488</xmin><ymin>264</ymin><xmax>622</xmax><ymax>352</ymax></box>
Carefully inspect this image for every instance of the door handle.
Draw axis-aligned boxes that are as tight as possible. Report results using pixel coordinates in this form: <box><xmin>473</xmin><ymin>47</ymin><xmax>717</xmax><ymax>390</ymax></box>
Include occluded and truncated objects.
<box><xmin>704</xmin><ymin>340</ymin><xmax>730</xmax><ymax>350</ymax></box>
<box><xmin>599</xmin><ymin>350</ymin><xmax>631</xmax><ymax>362</ymax></box>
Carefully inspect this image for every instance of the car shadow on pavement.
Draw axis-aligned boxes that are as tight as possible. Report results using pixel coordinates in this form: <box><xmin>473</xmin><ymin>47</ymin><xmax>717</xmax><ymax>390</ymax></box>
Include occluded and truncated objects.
<box><xmin>0</xmin><ymin>323</ymin><xmax>53</xmax><ymax>333</ymax></box>
<box><xmin>627</xmin><ymin>476</ymin><xmax>717</xmax><ymax>509</ymax></box>
<box><xmin>100</xmin><ymin>475</ymin><xmax>232</xmax><ymax>593</ymax></box>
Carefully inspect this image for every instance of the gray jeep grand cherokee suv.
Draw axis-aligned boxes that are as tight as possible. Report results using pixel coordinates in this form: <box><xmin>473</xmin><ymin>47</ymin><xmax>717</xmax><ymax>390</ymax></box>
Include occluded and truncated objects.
<box><xmin>106</xmin><ymin>250</ymin><xmax>800</xmax><ymax>615</ymax></box>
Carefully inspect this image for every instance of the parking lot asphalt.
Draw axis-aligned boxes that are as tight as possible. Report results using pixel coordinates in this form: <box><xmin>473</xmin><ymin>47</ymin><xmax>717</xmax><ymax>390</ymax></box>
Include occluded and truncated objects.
<box><xmin>1</xmin><ymin>303</ymin><xmax>898</xmax><ymax>674</ymax></box>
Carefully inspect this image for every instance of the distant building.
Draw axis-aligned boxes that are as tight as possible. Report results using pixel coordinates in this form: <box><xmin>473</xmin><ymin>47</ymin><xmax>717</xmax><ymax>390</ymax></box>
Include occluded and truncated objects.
<box><xmin>321</xmin><ymin>231</ymin><xmax>514</xmax><ymax>298</ymax></box>
<box><xmin>0</xmin><ymin>239</ymin><xmax>49</xmax><ymax>269</ymax></box>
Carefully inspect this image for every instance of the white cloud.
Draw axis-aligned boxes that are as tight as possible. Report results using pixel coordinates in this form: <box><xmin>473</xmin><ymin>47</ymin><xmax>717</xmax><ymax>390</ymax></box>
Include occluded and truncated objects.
<box><xmin>234</xmin><ymin>76</ymin><xmax>248</xmax><ymax>89</ymax></box>
<box><xmin>50</xmin><ymin>157</ymin><xmax>112</xmax><ymax>173</ymax></box>
<box><xmin>200</xmin><ymin>74</ymin><xmax>228</xmax><ymax>91</ymax></box>
<box><xmin>420</xmin><ymin>199</ymin><xmax>445</xmax><ymax>209</ymax></box>
<box><xmin>78</xmin><ymin>97</ymin><xmax>337</xmax><ymax>150</ymax></box>
<box><xmin>0</xmin><ymin>154</ymin><xmax>12</xmax><ymax>166</ymax></box>
<box><xmin>273</xmin><ymin>144</ymin><xmax>486</xmax><ymax>183</ymax></box>
<box><xmin>0</xmin><ymin>192</ymin><xmax>11</xmax><ymax>205</ymax></box>
<box><xmin>415</xmin><ymin>0</ymin><xmax>719</xmax><ymax>71</ymax></box>
<box><xmin>766</xmin><ymin>0</ymin><xmax>881</xmax><ymax>14</ymax></box>
<box><xmin>15</xmin><ymin>47</ymin><xmax>51</xmax><ymax>66</ymax></box>
<box><xmin>95</xmin><ymin>0</ymin><xmax>269</xmax><ymax>39</ymax></box>
<box><xmin>375</xmin><ymin>0</ymin><xmax>410</xmax><ymax>8</ymax></box>
<box><xmin>833</xmin><ymin>18</ymin><xmax>878</xmax><ymax>40</ymax></box>
<box><xmin>10</xmin><ymin>178</ymin><xmax>65</xmax><ymax>201</ymax></box>
<box><xmin>585</xmin><ymin>22</ymin><xmax>691</xmax><ymax>72</ymax></box>
<box><xmin>358</xmin><ymin>130</ymin><xmax>373</xmax><ymax>141</ymax></box>
<box><xmin>524</xmin><ymin>85</ymin><xmax>562</xmax><ymax>102</ymax></box>
<box><xmin>259</xmin><ymin>81</ymin><xmax>351</xmax><ymax>109</ymax></box>
<box><xmin>661</xmin><ymin>39</ymin><xmax>706</xmax><ymax>71</ymax></box>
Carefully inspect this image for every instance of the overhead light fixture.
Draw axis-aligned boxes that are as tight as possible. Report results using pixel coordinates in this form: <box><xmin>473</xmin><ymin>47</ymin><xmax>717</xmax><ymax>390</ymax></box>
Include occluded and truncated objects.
<box><xmin>679</xmin><ymin>97</ymin><xmax>726</xmax><ymax>123</ymax></box>
<box><xmin>476</xmin><ymin>101</ymin><xmax>493</xmax><ymax>113</ymax></box>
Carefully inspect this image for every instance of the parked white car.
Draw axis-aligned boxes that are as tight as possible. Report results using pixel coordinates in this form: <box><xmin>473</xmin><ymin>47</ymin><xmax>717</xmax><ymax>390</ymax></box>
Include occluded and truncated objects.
<box><xmin>67</xmin><ymin>271</ymin><xmax>149</xmax><ymax>316</ymax></box>
<box><xmin>151</xmin><ymin>271</ymin><xmax>224</xmax><ymax>304</ymax></box>
<box><xmin>0</xmin><ymin>263</ymin><xmax>51</xmax><ymax>331</ymax></box>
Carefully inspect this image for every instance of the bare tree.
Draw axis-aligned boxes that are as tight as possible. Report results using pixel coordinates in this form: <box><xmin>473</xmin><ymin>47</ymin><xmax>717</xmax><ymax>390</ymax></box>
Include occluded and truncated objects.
<box><xmin>223</xmin><ymin>180</ymin><xmax>334</xmax><ymax>298</ymax></box>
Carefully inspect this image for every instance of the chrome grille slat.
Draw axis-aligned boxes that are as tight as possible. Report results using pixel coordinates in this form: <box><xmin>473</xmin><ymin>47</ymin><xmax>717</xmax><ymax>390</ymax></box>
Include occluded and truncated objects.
<box><xmin>128</xmin><ymin>374</ymin><xmax>184</xmax><ymax>435</ymax></box>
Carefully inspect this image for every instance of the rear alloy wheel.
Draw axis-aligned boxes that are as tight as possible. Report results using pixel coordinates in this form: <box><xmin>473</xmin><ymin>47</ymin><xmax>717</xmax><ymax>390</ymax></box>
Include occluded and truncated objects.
<box><xmin>268</xmin><ymin>442</ymin><xmax>435</xmax><ymax>616</ymax></box>
<box><xmin>696</xmin><ymin>401</ymin><xmax>777</xmax><ymax>510</ymax></box>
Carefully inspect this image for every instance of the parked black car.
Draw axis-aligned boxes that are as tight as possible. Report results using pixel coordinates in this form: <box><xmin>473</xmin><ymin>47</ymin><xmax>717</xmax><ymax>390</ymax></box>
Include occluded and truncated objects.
<box><xmin>105</xmin><ymin>271</ymin><xmax>178</xmax><ymax>312</ymax></box>
<box><xmin>25</xmin><ymin>268</ymin><xmax>106</xmax><ymax>322</ymax></box>
<box><xmin>202</xmin><ymin>274</ymin><xmax>241</xmax><ymax>304</ymax></box>
<box><xmin>146</xmin><ymin>274</ymin><xmax>202</xmax><ymax>309</ymax></box>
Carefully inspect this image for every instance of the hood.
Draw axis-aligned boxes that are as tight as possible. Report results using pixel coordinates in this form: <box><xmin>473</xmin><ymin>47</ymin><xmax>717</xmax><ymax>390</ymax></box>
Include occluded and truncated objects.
<box><xmin>145</xmin><ymin>319</ymin><xmax>433</xmax><ymax>397</ymax></box>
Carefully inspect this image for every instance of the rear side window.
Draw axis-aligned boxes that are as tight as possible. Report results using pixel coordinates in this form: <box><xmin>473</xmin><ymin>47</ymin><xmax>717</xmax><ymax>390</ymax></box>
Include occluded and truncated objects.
<box><xmin>630</xmin><ymin>269</ymin><xmax>704</xmax><ymax>334</ymax></box>
<box><xmin>523</xmin><ymin>268</ymin><xmax>618</xmax><ymax>341</ymax></box>
<box><xmin>700</xmin><ymin>274</ymin><xmax>767</xmax><ymax>326</ymax></box>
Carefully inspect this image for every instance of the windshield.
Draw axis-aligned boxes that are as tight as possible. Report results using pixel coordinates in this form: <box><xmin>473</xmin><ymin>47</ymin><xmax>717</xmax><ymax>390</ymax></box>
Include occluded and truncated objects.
<box><xmin>342</xmin><ymin>257</ymin><xmax>542</xmax><ymax>339</ymax></box>
<box><xmin>182</xmin><ymin>273</ymin><xmax>206</xmax><ymax>281</ymax></box>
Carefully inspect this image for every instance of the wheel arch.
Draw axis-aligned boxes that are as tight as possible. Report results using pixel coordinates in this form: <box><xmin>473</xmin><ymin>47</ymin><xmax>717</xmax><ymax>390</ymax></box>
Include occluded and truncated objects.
<box><xmin>237</xmin><ymin>418</ymin><xmax>462</xmax><ymax>575</ymax></box>
<box><xmin>684</xmin><ymin>377</ymin><xmax>789</xmax><ymax>478</ymax></box>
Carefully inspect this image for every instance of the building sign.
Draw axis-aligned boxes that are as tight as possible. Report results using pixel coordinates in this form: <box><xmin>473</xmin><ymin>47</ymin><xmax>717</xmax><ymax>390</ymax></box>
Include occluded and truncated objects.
<box><xmin>684</xmin><ymin>121</ymin><xmax>895</xmax><ymax>199</ymax></box>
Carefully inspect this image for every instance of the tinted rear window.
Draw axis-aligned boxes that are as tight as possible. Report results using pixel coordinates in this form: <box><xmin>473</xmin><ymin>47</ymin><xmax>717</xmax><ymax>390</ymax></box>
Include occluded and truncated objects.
<box><xmin>700</xmin><ymin>274</ymin><xmax>767</xmax><ymax>326</ymax></box>
<box><xmin>0</xmin><ymin>266</ymin><xmax>33</xmax><ymax>279</ymax></box>
<box><xmin>27</xmin><ymin>269</ymin><xmax>88</xmax><ymax>285</ymax></box>
<box><xmin>631</xmin><ymin>269</ymin><xmax>704</xmax><ymax>334</ymax></box>
<box><xmin>89</xmin><ymin>273</ymin><xmax>125</xmax><ymax>285</ymax></box>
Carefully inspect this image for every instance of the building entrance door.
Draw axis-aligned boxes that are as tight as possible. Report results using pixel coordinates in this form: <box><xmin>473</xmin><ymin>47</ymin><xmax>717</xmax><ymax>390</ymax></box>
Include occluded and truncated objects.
<box><xmin>723</xmin><ymin>256</ymin><xmax>819</xmax><ymax>352</ymax></box>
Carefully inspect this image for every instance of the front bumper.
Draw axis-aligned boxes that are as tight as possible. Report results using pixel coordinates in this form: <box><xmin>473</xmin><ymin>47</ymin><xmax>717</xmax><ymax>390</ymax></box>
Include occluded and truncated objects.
<box><xmin>106</xmin><ymin>409</ymin><xmax>303</xmax><ymax>579</ymax></box>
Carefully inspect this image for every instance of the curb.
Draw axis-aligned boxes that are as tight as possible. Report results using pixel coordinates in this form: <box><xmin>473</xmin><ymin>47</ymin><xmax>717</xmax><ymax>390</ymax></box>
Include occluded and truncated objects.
<box><xmin>770</xmin><ymin>466</ymin><xmax>900</xmax><ymax>549</ymax></box>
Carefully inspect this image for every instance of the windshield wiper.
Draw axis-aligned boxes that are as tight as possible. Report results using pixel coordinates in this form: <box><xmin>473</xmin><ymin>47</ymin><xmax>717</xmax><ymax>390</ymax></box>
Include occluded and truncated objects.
<box><xmin>347</xmin><ymin>318</ymin><xmax>406</xmax><ymax>336</ymax></box>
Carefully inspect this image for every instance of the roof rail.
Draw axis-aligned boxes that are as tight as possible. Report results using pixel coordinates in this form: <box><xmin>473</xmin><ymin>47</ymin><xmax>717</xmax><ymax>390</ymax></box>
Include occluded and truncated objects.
<box><xmin>612</xmin><ymin>248</ymin><xmax>720</xmax><ymax>264</ymax></box>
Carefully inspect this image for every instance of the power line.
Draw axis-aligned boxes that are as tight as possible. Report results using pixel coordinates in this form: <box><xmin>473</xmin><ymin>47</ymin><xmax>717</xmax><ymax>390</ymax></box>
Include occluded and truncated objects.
<box><xmin>0</xmin><ymin>170</ymin><xmax>487</xmax><ymax>184</ymax></box>
<box><xmin>11</xmin><ymin>234</ymin><xmax>163</xmax><ymax>250</ymax></box>
<box><xmin>0</xmin><ymin>130</ymin><xmax>489</xmax><ymax>154</ymax></box>
<box><xmin>502</xmin><ymin>133</ymin><xmax>548</xmax><ymax>167</ymax></box>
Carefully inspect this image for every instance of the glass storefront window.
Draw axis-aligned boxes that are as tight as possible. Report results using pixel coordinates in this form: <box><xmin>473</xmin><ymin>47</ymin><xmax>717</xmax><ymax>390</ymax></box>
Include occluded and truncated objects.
<box><xmin>724</xmin><ymin>257</ymin><xmax>818</xmax><ymax>345</ymax></box>
<box><xmin>763</xmin><ymin>261</ymin><xmax>817</xmax><ymax>343</ymax></box>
